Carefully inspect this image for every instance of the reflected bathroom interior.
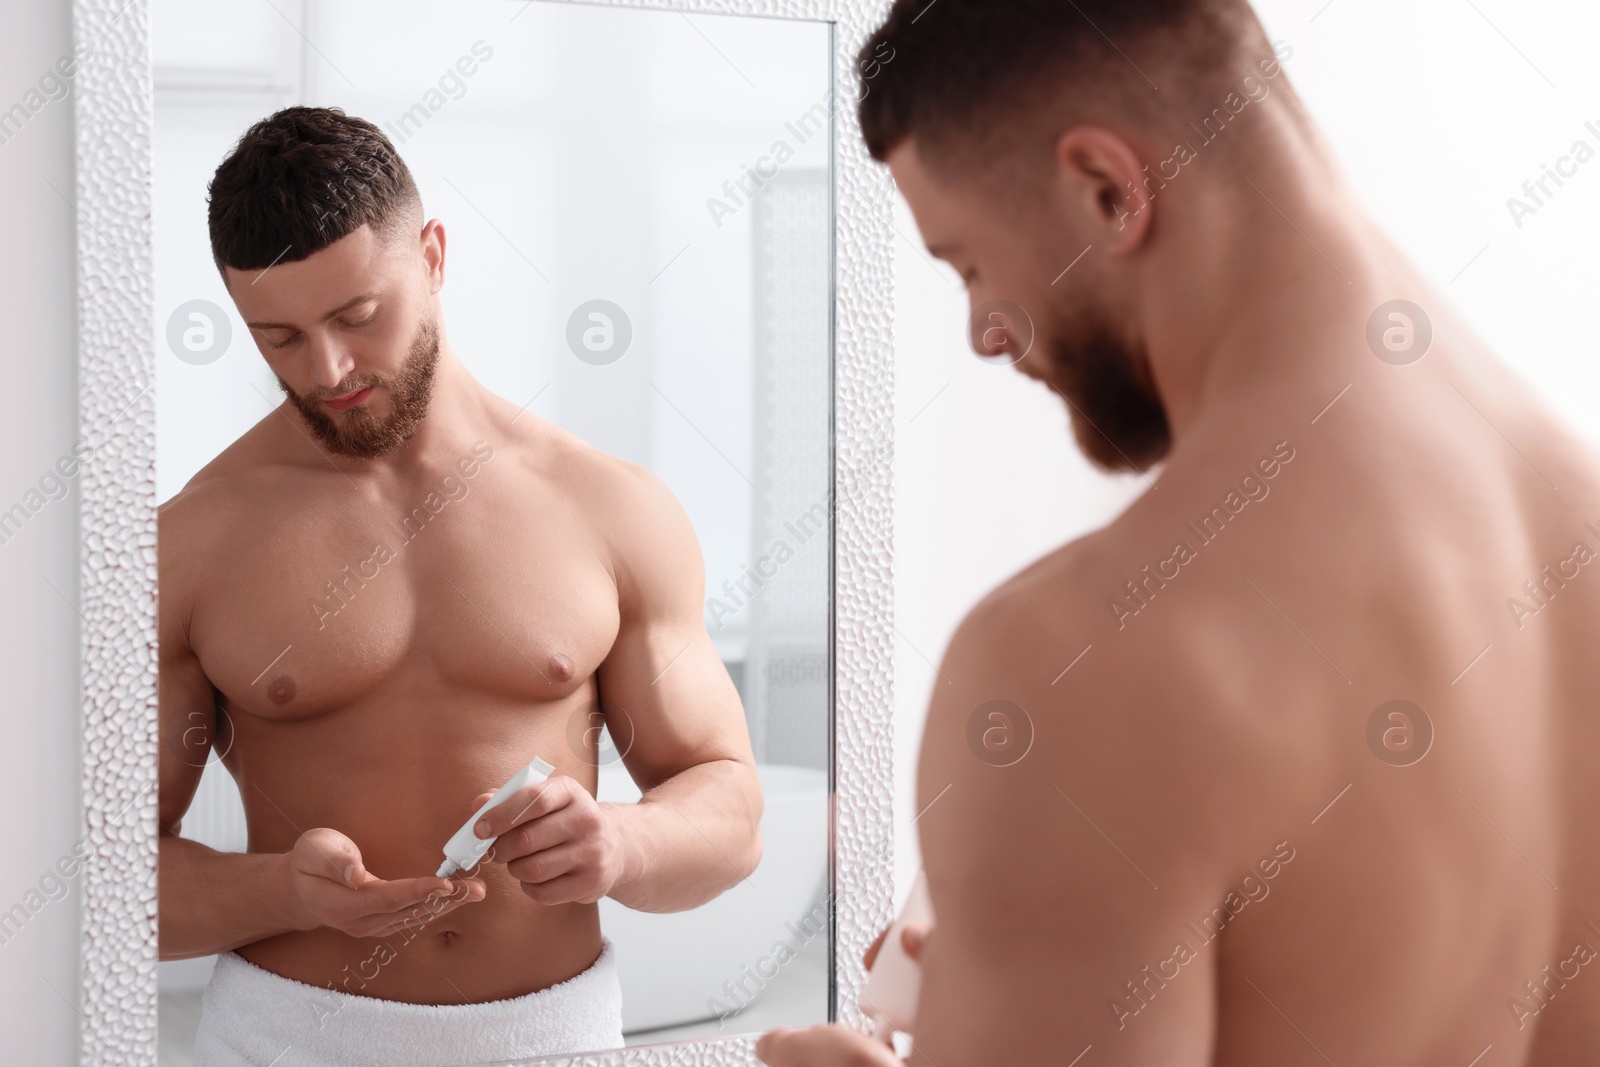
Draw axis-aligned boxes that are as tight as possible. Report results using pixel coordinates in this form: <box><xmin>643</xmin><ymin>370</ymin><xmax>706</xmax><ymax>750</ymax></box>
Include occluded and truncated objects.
<box><xmin>153</xmin><ymin>0</ymin><xmax>835</xmax><ymax>1061</ymax></box>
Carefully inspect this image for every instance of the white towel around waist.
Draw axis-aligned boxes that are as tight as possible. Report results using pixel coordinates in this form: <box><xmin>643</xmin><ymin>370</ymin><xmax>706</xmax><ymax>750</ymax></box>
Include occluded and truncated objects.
<box><xmin>191</xmin><ymin>935</ymin><xmax>624</xmax><ymax>1067</ymax></box>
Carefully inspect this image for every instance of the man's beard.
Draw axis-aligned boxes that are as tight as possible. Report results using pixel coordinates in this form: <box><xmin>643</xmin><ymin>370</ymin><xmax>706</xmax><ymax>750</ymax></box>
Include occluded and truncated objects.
<box><xmin>1040</xmin><ymin>310</ymin><xmax>1171</xmax><ymax>474</ymax></box>
<box><xmin>278</xmin><ymin>316</ymin><xmax>441</xmax><ymax>459</ymax></box>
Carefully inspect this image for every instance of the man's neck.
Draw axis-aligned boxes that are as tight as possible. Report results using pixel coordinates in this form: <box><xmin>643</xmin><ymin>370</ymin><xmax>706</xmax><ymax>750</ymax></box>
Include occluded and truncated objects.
<box><xmin>1142</xmin><ymin>147</ymin><xmax>1411</xmax><ymax>450</ymax></box>
<box><xmin>386</xmin><ymin>345</ymin><xmax>493</xmax><ymax>475</ymax></box>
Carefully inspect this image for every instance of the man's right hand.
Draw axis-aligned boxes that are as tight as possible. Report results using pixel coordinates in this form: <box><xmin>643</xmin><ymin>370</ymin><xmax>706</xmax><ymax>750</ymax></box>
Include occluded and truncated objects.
<box><xmin>286</xmin><ymin>828</ymin><xmax>486</xmax><ymax>938</ymax></box>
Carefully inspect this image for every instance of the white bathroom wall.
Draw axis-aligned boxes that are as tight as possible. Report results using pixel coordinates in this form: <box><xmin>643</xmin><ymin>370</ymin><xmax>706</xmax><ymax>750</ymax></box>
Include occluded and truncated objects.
<box><xmin>888</xmin><ymin>0</ymin><xmax>1600</xmax><ymax>903</ymax></box>
<box><xmin>0</xmin><ymin>1</ymin><xmax>90</xmax><ymax>1061</ymax></box>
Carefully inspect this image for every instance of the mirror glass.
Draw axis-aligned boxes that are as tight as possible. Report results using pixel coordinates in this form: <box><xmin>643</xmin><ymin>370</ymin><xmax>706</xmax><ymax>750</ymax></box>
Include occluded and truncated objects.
<box><xmin>153</xmin><ymin>0</ymin><xmax>833</xmax><ymax>1060</ymax></box>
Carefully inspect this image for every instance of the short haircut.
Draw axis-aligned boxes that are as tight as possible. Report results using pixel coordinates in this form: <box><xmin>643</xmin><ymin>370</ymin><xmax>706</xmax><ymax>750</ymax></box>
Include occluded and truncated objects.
<box><xmin>857</xmin><ymin>0</ymin><xmax>1270</xmax><ymax>176</ymax></box>
<box><xmin>207</xmin><ymin>106</ymin><xmax>423</xmax><ymax>275</ymax></box>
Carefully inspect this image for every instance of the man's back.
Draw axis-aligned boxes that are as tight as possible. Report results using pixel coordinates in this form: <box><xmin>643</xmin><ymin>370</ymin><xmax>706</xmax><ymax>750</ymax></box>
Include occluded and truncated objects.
<box><xmin>732</xmin><ymin>1</ymin><xmax>1600</xmax><ymax>1064</ymax></box>
<box><xmin>910</xmin><ymin>285</ymin><xmax>1600</xmax><ymax>1064</ymax></box>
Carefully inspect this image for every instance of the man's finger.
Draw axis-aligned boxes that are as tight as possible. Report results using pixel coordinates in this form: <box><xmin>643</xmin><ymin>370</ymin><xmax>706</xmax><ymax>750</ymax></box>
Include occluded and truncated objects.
<box><xmin>351</xmin><ymin>874</ymin><xmax>474</xmax><ymax>917</ymax></box>
<box><xmin>518</xmin><ymin>869</ymin><xmax>588</xmax><ymax>905</ymax></box>
<box><xmin>755</xmin><ymin>1027</ymin><xmax>788</xmax><ymax>1063</ymax></box>
<box><xmin>505</xmin><ymin>841</ymin><xmax>581</xmax><ymax>885</ymax></box>
<box><xmin>384</xmin><ymin>878</ymin><xmax>485</xmax><ymax>920</ymax></box>
<box><xmin>901</xmin><ymin>923</ymin><xmax>929</xmax><ymax>960</ymax></box>
<box><xmin>359</xmin><ymin>901</ymin><xmax>464</xmax><ymax>937</ymax></box>
<box><xmin>358</xmin><ymin>880</ymin><xmax>485</xmax><ymax>932</ymax></box>
<box><xmin>864</xmin><ymin>920</ymin><xmax>932</xmax><ymax>970</ymax></box>
<box><xmin>863</xmin><ymin>926</ymin><xmax>889</xmax><ymax>970</ymax></box>
<box><xmin>298</xmin><ymin>832</ymin><xmax>364</xmax><ymax>887</ymax></box>
<box><xmin>756</xmin><ymin>1025</ymin><xmax>897</xmax><ymax>1067</ymax></box>
<box><xmin>474</xmin><ymin>776</ymin><xmax>569</xmax><ymax>839</ymax></box>
<box><xmin>491</xmin><ymin>804</ymin><xmax>584</xmax><ymax>863</ymax></box>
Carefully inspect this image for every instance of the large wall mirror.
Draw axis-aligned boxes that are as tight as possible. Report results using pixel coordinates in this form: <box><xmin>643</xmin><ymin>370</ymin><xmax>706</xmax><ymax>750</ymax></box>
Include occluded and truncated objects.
<box><xmin>72</xmin><ymin>0</ymin><xmax>894</xmax><ymax>1063</ymax></box>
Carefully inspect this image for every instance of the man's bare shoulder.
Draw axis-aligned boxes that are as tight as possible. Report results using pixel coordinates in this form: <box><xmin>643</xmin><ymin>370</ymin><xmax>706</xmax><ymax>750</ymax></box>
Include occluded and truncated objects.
<box><xmin>921</xmin><ymin>525</ymin><xmax>1322</xmax><ymax>883</ymax></box>
<box><xmin>156</xmin><ymin>418</ymin><xmax>301</xmax><ymax>648</ymax></box>
<box><xmin>504</xmin><ymin>417</ymin><xmax>682</xmax><ymax>526</ymax></box>
<box><xmin>499</xmin><ymin>415</ymin><xmax>702</xmax><ymax>598</ymax></box>
<box><xmin>936</xmin><ymin>527</ymin><xmax>1254</xmax><ymax>750</ymax></box>
<box><xmin>159</xmin><ymin>416</ymin><xmax>274</xmax><ymax>531</ymax></box>
<box><xmin>160</xmin><ymin>405</ymin><xmax>356</xmax><ymax>585</ymax></box>
<box><xmin>158</xmin><ymin>412</ymin><xmax>303</xmax><ymax>541</ymax></box>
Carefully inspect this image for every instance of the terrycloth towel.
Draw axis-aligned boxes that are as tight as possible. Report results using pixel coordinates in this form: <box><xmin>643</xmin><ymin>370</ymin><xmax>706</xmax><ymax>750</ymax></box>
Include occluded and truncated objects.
<box><xmin>190</xmin><ymin>936</ymin><xmax>624</xmax><ymax>1066</ymax></box>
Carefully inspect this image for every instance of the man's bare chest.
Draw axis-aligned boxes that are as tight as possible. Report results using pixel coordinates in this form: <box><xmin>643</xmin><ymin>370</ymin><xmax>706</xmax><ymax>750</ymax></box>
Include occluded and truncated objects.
<box><xmin>187</xmin><ymin>476</ymin><xmax>621</xmax><ymax>721</ymax></box>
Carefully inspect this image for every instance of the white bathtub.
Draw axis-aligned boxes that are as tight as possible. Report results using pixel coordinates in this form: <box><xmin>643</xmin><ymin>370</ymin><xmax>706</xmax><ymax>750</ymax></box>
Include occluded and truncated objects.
<box><xmin>596</xmin><ymin>761</ymin><xmax>829</xmax><ymax>1033</ymax></box>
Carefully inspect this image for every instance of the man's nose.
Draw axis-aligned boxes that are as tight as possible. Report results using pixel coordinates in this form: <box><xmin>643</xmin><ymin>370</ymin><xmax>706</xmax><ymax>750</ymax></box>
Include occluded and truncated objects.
<box><xmin>305</xmin><ymin>335</ymin><xmax>357</xmax><ymax>391</ymax></box>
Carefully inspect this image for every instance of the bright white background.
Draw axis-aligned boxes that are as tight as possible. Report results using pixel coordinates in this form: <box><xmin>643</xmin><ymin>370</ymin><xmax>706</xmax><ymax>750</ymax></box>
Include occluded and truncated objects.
<box><xmin>3</xmin><ymin>0</ymin><xmax>1599</xmax><ymax>1058</ymax></box>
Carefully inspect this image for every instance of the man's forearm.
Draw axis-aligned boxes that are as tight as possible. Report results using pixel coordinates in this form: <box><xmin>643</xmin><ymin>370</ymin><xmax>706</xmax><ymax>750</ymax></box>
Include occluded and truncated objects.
<box><xmin>603</xmin><ymin>758</ymin><xmax>763</xmax><ymax>912</ymax></box>
<box><xmin>159</xmin><ymin>834</ymin><xmax>306</xmax><ymax>960</ymax></box>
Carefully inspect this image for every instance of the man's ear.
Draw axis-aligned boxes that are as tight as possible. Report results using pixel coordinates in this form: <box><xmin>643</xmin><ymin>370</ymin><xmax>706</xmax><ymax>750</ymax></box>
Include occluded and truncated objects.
<box><xmin>1053</xmin><ymin>126</ymin><xmax>1155</xmax><ymax>255</ymax></box>
<box><xmin>420</xmin><ymin>217</ymin><xmax>447</xmax><ymax>294</ymax></box>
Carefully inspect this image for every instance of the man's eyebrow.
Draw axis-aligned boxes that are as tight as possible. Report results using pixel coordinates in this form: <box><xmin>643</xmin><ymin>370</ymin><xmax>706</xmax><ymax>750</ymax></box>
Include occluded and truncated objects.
<box><xmin>245</xmin><ymin>291</ymin><xmax>380</xmax><ymax>331</ymax></box>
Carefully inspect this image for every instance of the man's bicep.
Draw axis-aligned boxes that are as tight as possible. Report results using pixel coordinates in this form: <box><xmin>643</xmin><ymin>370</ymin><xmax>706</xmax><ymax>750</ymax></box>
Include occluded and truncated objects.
<box><xmin>599</xmin><ymin>615</ymin><xmax>751</xmax><ymax>782</ymax></box>
<box><xmin>911</xmin><ymin>757</ymin><xmax>1221</xmax><ymax>1064</ymax></box>
<box><xmin>912</xmin><ymin>804</ymin><xmax>1220</xmax><ymax>1063</ymax></box>
<box><xmin>157</xmin><ymin>589</ymin><xmax>219</xmax><ymax>838</ymax></box>
<box><xmin>595</xmin><ymin>467</ymin><xmax>753</xmax><ymax>785</ymax></box>
<box><xmin>909</xmin><ymin>603</ymin><xmax>1221</xmax><ymax>1064</ymax></box>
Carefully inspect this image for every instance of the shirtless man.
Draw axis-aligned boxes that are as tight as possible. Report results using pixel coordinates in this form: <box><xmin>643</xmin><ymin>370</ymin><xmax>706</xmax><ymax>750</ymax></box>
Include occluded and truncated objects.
<box><xmin>760</xmin><ymin>1</ymin><xmax>1600</xmax><ymax>1064</ymax></box>
<box><xmin>158</xmin><ymin>106</ymin><xmax>762</xmax><ymax>1061</ymax></box>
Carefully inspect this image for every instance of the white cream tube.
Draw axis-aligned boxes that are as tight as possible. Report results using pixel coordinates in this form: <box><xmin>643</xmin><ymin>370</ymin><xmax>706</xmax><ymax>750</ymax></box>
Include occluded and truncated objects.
<box><xmin>436</xmin><ymin>755</ymin><xmax>557</xmax><ymax>877</ymax></box>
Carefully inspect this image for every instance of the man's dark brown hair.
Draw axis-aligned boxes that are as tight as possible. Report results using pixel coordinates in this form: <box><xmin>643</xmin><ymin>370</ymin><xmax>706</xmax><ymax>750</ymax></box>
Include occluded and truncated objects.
<box><xmin>207</xmin><ymin>106</ymin><xmax>423</xmax><ymax>276</ymax></box>
<box><xmin>857</xmin><ymin>0</ymin><xmax>1269</xmax><ymax>178</ymax></box>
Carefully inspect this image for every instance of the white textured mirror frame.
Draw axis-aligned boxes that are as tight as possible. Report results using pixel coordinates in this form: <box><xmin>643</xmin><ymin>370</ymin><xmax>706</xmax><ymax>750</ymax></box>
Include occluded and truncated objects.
<box><xmin>70</xmin><ymin>0</ymin><xmax>895</xmax><ymax>1062</ymax></box>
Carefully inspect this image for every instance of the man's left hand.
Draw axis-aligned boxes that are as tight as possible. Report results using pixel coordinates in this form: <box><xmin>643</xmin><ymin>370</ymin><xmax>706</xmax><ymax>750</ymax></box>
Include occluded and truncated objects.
<box><xmin>470</xmin><ymin>775</ymin><xmax>626</xmax><ymax>904</ymax></box>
